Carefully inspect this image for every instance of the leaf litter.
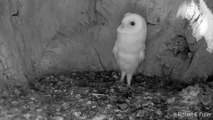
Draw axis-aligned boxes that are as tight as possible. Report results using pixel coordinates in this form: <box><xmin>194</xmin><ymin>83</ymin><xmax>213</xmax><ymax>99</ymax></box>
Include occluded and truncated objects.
<box><xmin>0</xmin><ymin>71</ymin><xmax>213</xmax><ymax>120</ymax></box>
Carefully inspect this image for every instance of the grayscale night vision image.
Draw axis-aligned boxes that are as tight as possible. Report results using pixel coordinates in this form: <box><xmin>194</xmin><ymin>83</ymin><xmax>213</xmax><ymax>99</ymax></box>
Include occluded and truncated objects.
<box><xmin>0</xmin><ymin>0</ymin><xmax>213</xmax><ymax>120</ymax></box>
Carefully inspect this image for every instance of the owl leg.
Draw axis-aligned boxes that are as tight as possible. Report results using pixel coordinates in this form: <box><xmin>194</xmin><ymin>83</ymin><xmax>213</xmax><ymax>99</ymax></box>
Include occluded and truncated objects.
<box><xmin>120</xmin><ymin>71</ymin><xmax>126</xmax><ymax>83</ymax></box>
<box><xmin>127</xmin><ymin>73</ymin><xmax>133</xmax><ymax>87</ymax></box>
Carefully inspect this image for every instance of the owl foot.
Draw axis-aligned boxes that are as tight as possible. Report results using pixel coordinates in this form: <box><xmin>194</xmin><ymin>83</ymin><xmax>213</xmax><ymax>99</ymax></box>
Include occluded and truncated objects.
<box><xmin>126</xmin><ymin>73</ymin><xmax>133</xmax><ymax>87</ymax></box>
<box><xmin>120</xmin><ymin>71</ymin><xmax>126</xmax><ymax>83</ymax></box>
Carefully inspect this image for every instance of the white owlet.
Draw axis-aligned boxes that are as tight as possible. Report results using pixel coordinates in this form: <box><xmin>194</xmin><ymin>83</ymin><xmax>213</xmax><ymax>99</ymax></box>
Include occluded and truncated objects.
<box><xmin>113</xmin><ymin>12</ymin><xmax>147</xmax><ymax>86</ymax></box>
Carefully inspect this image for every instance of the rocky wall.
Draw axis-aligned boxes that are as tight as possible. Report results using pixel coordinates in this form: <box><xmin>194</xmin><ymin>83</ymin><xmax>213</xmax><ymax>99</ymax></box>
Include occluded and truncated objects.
<box><xmin>0</xmin><ymin>0</ymin><xmax>213</xmax><ymax>86</ymax></box>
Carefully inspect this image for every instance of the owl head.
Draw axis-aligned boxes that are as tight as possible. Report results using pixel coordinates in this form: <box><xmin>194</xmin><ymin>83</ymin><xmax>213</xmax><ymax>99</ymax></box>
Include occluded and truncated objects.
<box><xmin>117</xmin><ymin>13</ymin><xmax>146</xmax><ymax>34</ymax></box>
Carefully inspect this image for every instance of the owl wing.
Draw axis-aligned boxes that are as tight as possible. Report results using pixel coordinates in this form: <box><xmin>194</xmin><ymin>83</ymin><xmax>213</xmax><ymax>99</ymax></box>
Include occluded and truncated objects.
<box><xmin>139</xmin><ymin>49</ymin><xmax>145</xmax><ymax>62</ymax></box>
<box><xmin>112</xmin><ymin>39</ymin><xmax>118</xmax><ymax>55</ymax></box>
<box><xmin>112</xmin><ymin>45</ymin><xmax>118</xmax><ymax>57</ymax></box>
<box><xmin>112</xmin><ymin>42</ymin><xmax>120</xmax><ymax>65</ymax></box>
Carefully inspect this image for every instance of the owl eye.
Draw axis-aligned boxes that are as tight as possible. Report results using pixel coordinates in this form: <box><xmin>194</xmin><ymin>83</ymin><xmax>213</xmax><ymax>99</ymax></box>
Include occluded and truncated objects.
<box><xmin>130</xmin><ymin>21</ymin><xmax>135</xmax><ymax>26</ymax></box>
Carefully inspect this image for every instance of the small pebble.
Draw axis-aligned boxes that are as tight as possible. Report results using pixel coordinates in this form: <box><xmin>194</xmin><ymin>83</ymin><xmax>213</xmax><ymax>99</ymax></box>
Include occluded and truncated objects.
<box><xmin>52</xmin><ymin>116</ymin><xmax>64</xmax><ymax>120</ymax></box>
<box><xmin>35</xmin><ymin>115</ymin><xmax>45</xmax><ymax>120</ymax></box>
<box><xmin>86</xmin><ymin>101</ymin><xmax>92</xmax><ymax>105</ymax></box>
<box><xmin>62</xmin><ymin>103</ymin><xmax>70</xmax><ymax>110</ymax></box>
<box><xmin>116</xmin><ymin>113</ymin><xmax>124</xmax><ymax>119</ymax></box>
<box><xmin>113</xmin><ymin>75</ymin><xmax>119</xmax><ymax>79</ymax></box>
<box><xmin>91</xmin><ymin>115</ymin><xmax>106</xmax><ymax>120</ymax></box>
<box><xmin>136</xmin><ymin>110</ymin><xmax>145</xmax><ymax>117</ymax></box>
<box><xmin>23</xmin><ymin>113</ymin><xmax>32</xmax><ymax>119</ymax></box>
<box><xmin>14</xmin><ymin>88</ymin><xmax>21</xmax><ymax>96</ymax></box>
<box><xmin>73</xmin><ymin>111</ymin><xmax>81</xmax><ymax>118</ymax></box>
<box><xmin>167</xmin><ymin>97</ymin><xmax>175</xmax><ymax>104</ymax></box>
<box><xmin>72</xmin><ymin>72</ymin><xmax>77</xmax><ymax>76</ymax></box>
<box><xmin>30</xmin><ymin>97</ymin><xmax>36</xmax><ymax>101</ymax></box>
<box><xmin>129</xmin><ymin>115</ymin><xmax>136</xmax><ymax>120</ymax></box>
<box><xmin>142</xmin><ymin>101</ymin><xmax>153</xmax><ymax>107</ymax></box>
<box><xmin>118</xmin><ymin>103</ymin><xmax>128</xmax><ymax>110</ymax></box>
<box><xmin>156</xmin><ymin>110</ymin><xmax>163</xmax><ymax>116</ymax></box>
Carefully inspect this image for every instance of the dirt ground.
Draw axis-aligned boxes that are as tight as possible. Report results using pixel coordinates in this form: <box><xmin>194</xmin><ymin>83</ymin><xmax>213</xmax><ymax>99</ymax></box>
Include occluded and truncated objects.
<box><xmin>0</xmin><ymin>71</ymin><xmax>213</xmax><ymax>120</ymax></box>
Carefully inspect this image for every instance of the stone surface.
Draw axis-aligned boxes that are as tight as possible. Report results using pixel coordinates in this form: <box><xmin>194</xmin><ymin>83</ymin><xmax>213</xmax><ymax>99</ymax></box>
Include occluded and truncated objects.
<box><xmin>0</xmin><ymin>0</ymin><xmax>213</xmax><ymax>85</ymax></box>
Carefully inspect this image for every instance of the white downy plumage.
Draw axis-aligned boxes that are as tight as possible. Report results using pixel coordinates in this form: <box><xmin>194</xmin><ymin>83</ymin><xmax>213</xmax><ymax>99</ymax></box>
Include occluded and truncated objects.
<box><xmin>177</xmin><ymin>0</ymin><xmax>213</xmax><ymax>53</ymax></box>
<box><xmin>113</xmin><ymin>13</ymin><xmax>147</xmax><ymax>86</ymax></box>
